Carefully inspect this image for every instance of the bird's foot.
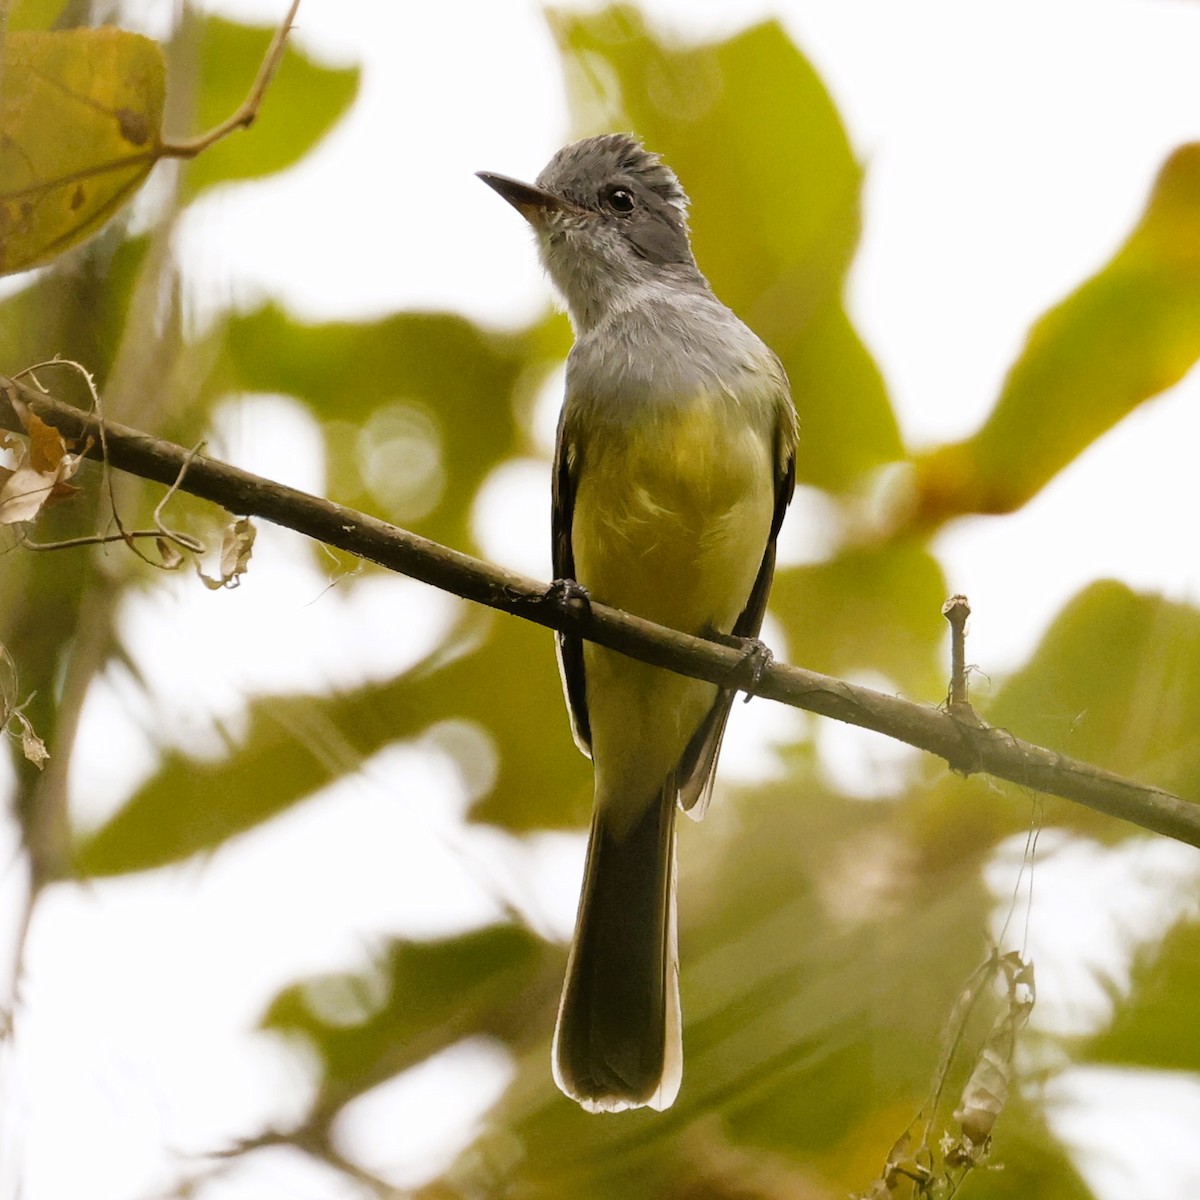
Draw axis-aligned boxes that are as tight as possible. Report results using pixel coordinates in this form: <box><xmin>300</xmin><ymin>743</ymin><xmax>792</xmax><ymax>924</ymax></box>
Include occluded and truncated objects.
<box><xmin>726</xmin><ymin>635</ymin><xmax>773</xmax><ymax>700</ymax></box>
<box><xmin>545</xmin><ymin>577</ymin><xmax>592</xmax><ymax>617</ymax></box>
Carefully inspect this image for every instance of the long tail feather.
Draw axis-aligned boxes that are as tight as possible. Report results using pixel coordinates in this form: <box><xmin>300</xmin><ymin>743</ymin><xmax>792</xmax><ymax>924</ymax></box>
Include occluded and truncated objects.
<box><xmin>552</xmin><ymin>781</ymin><xmax>681</xmax><ymax>1112</ymax></box>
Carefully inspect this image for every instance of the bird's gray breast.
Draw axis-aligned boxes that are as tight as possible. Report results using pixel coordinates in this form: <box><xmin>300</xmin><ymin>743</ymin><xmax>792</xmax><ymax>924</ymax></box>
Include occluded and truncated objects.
<box><xmin>565</xmin><ymin>290</ymin><xmax>779</xmax><ymax>421</ymax></box>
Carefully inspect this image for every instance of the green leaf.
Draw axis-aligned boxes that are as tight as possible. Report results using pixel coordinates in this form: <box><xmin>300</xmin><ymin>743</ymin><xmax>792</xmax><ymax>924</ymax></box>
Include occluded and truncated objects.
<box><xmin>0</xmin><ymin>28</ymin><xmax>164</xmax><ymax>273</ymax></box>
<box><xmin>74</xmin><ymin>608</ymin><xmax>588</xmax><ymax>875</ymax></box>
<box><xmin>263</xmin><ymin>925</ymin><xmax>554</xmax><ymax>1116</ymax></box>
<box><xmin>176</xmin><ymin>10</ymin><xmax>359</xmax><ymax>199</ymax></box>
<box><xmin>549</xmin><ymin>6</ymin><xmax>902</xmax><ymax>493</ymax></box>
<box><xmin>914</xmin><ymin>143</ymin><xmax>1200</xmax><ymax>523</ymax></box>
<box><xmin>8</xmin><ymin>0</ymin><xmax>69</xmax><ymax>31</ymax></box>
<box><xmin>984</xmin><ymin>581</ymin><xmax>1200</xmax><ymax>832</ymax></box>
<box><xmin>453</xmin><ymin>614</ymin><xmax>592</xmax><ymax>831</ymax></box>
<box><xmin>196</xmin><ymin>303</ymin><xmax>567</xmax><ymax>553</ymax></box>
<box><xmin>770</xmin><ymin>540</ymin><xmax>949</xmax><ymax>698</ymax></box>
<box><xmin>1082</xmin><ymin>916</ymin><xmax>1200</xmax><ymax>1072</ymax></box>
<box><xmin>72</xmin><ymin>669</ymin><xmax>420</xmax><ymax>876</ymax></box>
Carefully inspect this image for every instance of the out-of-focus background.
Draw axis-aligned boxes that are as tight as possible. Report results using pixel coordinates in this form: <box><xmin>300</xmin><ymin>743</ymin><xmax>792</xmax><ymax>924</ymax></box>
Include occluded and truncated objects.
<box><xmin>3</xmin><ymin>1</ymin><xmax>1200</xmax><ymax>1197</ymax></box>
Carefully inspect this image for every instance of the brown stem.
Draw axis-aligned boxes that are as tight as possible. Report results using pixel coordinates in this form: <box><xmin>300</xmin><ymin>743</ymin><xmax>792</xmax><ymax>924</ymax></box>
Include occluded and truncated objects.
<box><xmin>159</xmin><ymin>0</ymin><xmax>302</xmax><ymax>159</ymax></box>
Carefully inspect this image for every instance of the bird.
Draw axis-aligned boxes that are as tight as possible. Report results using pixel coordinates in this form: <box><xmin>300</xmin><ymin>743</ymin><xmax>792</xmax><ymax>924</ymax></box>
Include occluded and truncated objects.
<box><xmin>478</xmin><ymin>133</ymin><xmax>797</xmax><ymax>1113</ymax></box>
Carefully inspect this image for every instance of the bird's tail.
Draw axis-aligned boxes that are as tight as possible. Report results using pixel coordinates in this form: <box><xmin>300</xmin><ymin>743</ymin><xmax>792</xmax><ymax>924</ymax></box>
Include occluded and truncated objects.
<box><xmin>552</xmin><ymin>779</ymin><xmax>681</xmax><ymax>1113</ymax></box>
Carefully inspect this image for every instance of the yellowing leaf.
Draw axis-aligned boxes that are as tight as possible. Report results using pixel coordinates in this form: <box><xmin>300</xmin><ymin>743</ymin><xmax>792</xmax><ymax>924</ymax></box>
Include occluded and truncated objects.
<box><xmin>24</xmin><ymin>407</ymin><xmax>69</xmax><ymax>472</ymax></box>
<box><xmin>0</xmin><ymin>27</ymin><xmax>165</xmax><ymax>274</ymax></box>
<box><xmin>912</xmin><ymin>143</ymin><xmax>1200</xmax><ymax>524</ymax></box>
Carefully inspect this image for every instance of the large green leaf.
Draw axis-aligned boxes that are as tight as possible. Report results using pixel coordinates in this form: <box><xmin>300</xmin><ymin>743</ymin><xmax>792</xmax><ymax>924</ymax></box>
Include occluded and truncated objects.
<box><xmin>74</xmin><ymin>608</ymin><xmax>588</xmax><ymax>875</ymax></box>
<box><xmin>263</xmin><ymin>924</ymin><xmax>556</xmax><ymax>1118</ymax></box>
<box><xmin>913</xmin><ymin>143</ymin><xmax>1200</xmax><ymax>524</ymax></box>
<box><xmin>549</xmin><ymin>7</ymin><xmax>902</xmax><ymax>493</ymax></box>
<box><xmin>191</xmin><ymin>303</ymin><xmax>567</xmax><ymax>553</ymax></box>
<box><xmin>174</xmin><ymin>10</ymin><xmax>359</xmax><ymax>199</ymax></box>
<box><xmin>985</xmin><ymin>582</ymin><xmax>1200</xmax><ymax>825</ymax></box>
<box><xmin>771</xmin><ymin>539</ymin><xmax>949</xmax><ymax>699</ymax></box>
<box><xmin>1081</xmin><ymin>916</ymin><xmax>1200</xmax><ymax>1072</ymax></box>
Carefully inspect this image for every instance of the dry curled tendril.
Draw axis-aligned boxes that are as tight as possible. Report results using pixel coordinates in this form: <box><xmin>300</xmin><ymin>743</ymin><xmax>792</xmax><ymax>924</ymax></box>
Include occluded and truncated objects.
<box><xmin>857</xmin><ymin>949</ymin><xmax>1035</xmax><ymax>1199</ymax></box>
<box><xmin>0</xmin><ymin>642</ymin><xmax>49</xmax><ymax>770</ymax></box>
<box><xmin>1</xmin><ymin>361</ymin><xmax>254</xmax><ymax>589</ymax></box>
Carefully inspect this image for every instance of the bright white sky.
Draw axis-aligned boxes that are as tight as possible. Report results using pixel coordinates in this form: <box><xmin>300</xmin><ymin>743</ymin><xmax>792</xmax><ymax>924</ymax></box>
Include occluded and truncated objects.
<box><xmin>4</xmin><ymin>2</ymin><xmax>1200</xmax><ymax>1198</ymax></box>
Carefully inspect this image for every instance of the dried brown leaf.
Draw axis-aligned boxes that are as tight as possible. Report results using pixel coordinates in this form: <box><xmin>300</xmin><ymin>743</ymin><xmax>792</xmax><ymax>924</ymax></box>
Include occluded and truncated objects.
<box><xmin>198</xmin><ymin>515</ymin><xmax>255</xmax><ymax>589</ymax></box>
<box><xmin>0</xmin><ymin>398</ymin><xmax>84</xmax><ymax>523</ymax></box>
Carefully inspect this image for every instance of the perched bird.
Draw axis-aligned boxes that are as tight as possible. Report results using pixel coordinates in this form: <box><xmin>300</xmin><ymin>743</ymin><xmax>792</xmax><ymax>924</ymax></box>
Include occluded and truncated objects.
<box><xmin>479</xmin><ymin>134</ymin><xmax>796</xmax><ymax>1113</ymax></box>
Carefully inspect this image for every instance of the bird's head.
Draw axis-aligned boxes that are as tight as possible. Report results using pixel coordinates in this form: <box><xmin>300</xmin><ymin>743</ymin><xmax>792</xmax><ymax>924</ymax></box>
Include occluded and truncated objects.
<box><xmin>478</xmin><ymin>133</ymin><xmax>702</xmax><ymax>330</ymax></box>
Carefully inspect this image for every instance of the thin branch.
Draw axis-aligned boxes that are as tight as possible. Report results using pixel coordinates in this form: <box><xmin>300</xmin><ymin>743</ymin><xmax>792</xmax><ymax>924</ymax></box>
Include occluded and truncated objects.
<box><xmin>160</xmin><ymin>0</ymin><xmax>302</xmax><ymax>159</ymax></box>
<box><xmin>20</xmin><ymin>529</ymin><xmax>176</xmax><ymax>552</ymax></box>
<box><xmin>942</xmin><ymin>594</ymin><xmax>971</xmax><ymax>711</ymax></box>
<box><xmin>941</xmin><ymin>592</ymin><xmax>988</xmax><ymax>734</ymax></box>
<box><xmin>3</xmin><ymin>375</ymin><xmax>1199</xmax><ymax>850</ymax></box>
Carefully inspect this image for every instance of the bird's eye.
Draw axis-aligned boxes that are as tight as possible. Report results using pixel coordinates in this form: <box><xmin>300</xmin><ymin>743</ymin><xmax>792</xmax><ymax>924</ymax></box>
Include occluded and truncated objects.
<box><xmin>605</xmin><ymin>186</ymin><xmax>635</xmax><ymax>214</ymax></box>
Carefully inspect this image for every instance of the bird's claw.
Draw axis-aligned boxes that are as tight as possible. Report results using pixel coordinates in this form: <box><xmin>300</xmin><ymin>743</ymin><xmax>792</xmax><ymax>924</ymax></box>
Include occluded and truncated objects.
<box><xmin>545</xmin><ymin>577</ymin><xmax>592</xmax><ymax>616</ymax></box>
<box><xmin>733</xmin><ymin>636</ymin><xmax>773</xmax><ymax>700</ymax></box>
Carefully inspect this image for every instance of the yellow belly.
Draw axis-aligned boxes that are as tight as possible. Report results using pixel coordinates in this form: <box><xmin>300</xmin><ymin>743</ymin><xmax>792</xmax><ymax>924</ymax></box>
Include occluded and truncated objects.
<box><xmin>570</xmin><ymin>395</ymin><xmax>775</xmax><ymax>813</ymax></box>
<box><xmin>572</xmin><ymin>396</ymin><xmax>774</xmax><ymax>632</ymax></box>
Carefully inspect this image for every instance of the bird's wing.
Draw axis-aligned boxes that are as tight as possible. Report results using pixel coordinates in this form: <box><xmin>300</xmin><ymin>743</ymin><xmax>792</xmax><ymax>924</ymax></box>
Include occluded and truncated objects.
<box><xmin>734</xmin><ymin>430</ymin><xmax>797</xmax><ymax>639</ymax></box>
<box><xmin>553</xmin><ymin>417</ymin><xmax>592</xmax><ymax>757</ymax></box>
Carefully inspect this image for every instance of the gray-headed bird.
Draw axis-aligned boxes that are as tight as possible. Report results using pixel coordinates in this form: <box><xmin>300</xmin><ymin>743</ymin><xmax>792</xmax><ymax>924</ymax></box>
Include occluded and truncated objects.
<box><xmin>479</xmin><ymin>134</ymin><xmax>797</xmax><ymax>1112</ymax></box>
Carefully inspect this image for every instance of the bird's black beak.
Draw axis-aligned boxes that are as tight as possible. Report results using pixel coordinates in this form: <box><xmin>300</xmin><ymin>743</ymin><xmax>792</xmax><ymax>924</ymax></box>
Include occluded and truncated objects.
<box><xmin>477</xmin><ymin>171</ymin><xmax>580</xmax><ymax>224</ymax></box>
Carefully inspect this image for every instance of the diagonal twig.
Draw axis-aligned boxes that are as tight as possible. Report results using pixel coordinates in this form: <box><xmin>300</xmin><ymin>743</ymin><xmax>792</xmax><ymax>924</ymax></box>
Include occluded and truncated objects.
<box><xmin>160</xmin><ymin>0</ymin><xmax>303</xmax><ymax>159</ymax></box>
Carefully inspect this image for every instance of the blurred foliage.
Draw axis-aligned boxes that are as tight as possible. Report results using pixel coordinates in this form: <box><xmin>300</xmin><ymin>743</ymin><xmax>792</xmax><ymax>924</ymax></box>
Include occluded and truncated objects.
<box><xmin>199</xmin><ymin>302</ymin><xmax>568</xmax><ymax>550</ymax></box>
<box><xmin>989</xmin><ymin>582</ymin><xmax>1200</xmax><ymax>806</ymax></box>
<box><xmin>771</xmin><ymin>539</ymin><xmax>948</xmax><ymax>698</ymax></box>
<box><xmin>76</xmin><ymin>609</ymin><xmax>588</xmax><ymax>874</ymax></box>
<box><xmin>912</xmin><ymin>144</ymin><xmax>1200</xmax><ymax>525</ymax></box>
<box><xmin>1080</xmin><ymin>915</ymin><xmax>1200</xmax><ymax>1073</ymax></box>
<box><xmin>265</xmin><ymin>925</ymin><xmax>559</xmax><ymax>1120</ymax></box>
<box><xmin>2</xmin><ymin>4</ymin><xmax>1200</xmax><ymax>1200</ymax></box>
<box><xmin>173</xmin><ymin>10</ymin><xmax>358</xmax><ymax>199</ymax></box>
<box><xmin>7</xmin><ymin>0</ymin><xmax>71</xmax><ymax>30</ymax></box>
